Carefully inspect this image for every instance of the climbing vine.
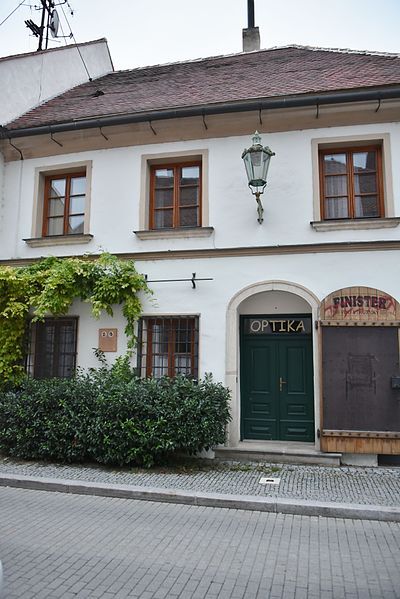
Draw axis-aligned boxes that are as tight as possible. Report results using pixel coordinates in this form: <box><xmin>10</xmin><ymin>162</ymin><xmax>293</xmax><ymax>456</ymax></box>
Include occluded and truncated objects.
<box><xmin>0</xmin><ymin>253</ymin><xmax>150</xmax><ymax>388</ymax></box>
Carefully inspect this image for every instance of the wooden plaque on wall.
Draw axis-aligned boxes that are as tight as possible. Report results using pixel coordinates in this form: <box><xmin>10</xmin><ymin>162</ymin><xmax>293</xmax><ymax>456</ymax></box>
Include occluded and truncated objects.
<box><xmin>320</xmin><ymin>286</ymin><xmax>400</xmax><ymax>323</ymax></box>
<box><xmin>98</xmin><ymin>328</ymin><xmax>118</xmax><ymax>352</ymax></box>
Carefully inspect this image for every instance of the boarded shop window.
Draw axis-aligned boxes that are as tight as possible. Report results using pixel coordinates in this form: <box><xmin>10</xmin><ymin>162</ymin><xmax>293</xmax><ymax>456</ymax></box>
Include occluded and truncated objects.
<box><xmin>26</xmin><ymin>317</ymin><xmax>78</xmax><ymax>379</ymax></box>
<box><xmin>322</xmin><ymin>327</ymin><xmax>399</xmax><ymax>432</ymax></box>
<box><xmin>319</xmin><ymin>146</ymin><xmax>383</xmax><ymax>220</ymax></box>
<box><xmin>137</xmin><ymin>317</ymin><xmax>199</xmax><ymax>378</ymax></box>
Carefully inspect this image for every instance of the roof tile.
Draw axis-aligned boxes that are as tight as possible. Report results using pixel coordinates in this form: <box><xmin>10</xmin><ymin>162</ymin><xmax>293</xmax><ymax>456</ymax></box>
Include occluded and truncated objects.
<box><xmin>6</xmin><ymin>45</ymin><xmax>400</xmax><ymax>130</ymax></box>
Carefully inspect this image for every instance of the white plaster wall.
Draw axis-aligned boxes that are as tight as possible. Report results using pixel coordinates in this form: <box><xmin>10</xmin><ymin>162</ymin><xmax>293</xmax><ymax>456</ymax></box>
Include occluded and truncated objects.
<box><xmin>1</xmin><ymin>121</ymin><xmax>399</xmax><ymax>261</ymax></box>
<box><xmin>0</xmin><ymin>40</ymin><xmax>113</xmax><ymax>125</ymax></box>
<box><xmin>68</xmin><ymin>249</ymin><xmax>400</xmax><ymax>379</ymax></box>
<box><xmin>71</xmin><ymin>300</ymin><xmax>130</xmax><ymax>371</ymax></box>
<box><xmin>238</xmin><ymin>291</ymin><xmax>311</xmax><ymax>314</ymax></box>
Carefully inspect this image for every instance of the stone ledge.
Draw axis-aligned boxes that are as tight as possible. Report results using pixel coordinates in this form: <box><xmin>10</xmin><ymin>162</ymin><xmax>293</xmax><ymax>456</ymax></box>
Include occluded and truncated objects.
<box><xmin>23</xmin><ymin>234</ymin><xmax>94</xmax><ymax>247</ymax></box>
<box><xmin>310</xmin><ymin>217</ymin><xmax>400</xmax><ymax>232</ymax></box>
<box><xmin>134</xmin><ymin>227</ymin><xmax>214</xmax><ymax>240</ymax></box>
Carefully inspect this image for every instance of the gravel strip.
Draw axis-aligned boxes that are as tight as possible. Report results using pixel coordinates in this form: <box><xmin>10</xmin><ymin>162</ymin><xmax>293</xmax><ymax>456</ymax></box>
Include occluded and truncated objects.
<box><xmin>0</xmin><ymin>456</ymin><xmax>399</xmax><ymax>507</ymax></box>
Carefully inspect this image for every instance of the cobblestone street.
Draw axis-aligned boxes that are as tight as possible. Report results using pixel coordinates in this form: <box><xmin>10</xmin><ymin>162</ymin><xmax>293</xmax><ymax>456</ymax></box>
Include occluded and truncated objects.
<box><xmin>1</xmin><ymin>486</ymin><xmax>400</xmax><ymax>598</ymax></box>
<box><xmin>1</xmin><ymin>456</ymin><xmax>399</xmax><ymax>506</ymax></box>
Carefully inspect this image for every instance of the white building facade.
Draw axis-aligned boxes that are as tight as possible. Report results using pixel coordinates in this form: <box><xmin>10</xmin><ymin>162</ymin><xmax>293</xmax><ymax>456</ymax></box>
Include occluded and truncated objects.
<box><xmin>1</xmin><ymin>45</ymin><xmax>400</xmax><ymax>463</ymax></box>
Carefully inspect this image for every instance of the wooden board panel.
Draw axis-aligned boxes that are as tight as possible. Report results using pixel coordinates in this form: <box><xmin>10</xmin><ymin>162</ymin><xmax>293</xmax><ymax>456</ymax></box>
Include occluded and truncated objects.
<box><xmin>321</xmin><ymin>436</ymin><xmax>400</xmax><ymax>454</ymax></box>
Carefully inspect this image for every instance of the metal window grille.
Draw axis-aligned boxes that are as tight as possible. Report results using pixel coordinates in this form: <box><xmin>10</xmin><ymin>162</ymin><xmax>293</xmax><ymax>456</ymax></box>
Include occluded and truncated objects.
<box><xmin>137</xmin><ymin>316</ymin><xmax>199</xmax><ymax>379</ymax></box>
<box><xmin>26</xmin><ymin>317</ymin><xmax>78</xmax><ymax>379</ymax></box>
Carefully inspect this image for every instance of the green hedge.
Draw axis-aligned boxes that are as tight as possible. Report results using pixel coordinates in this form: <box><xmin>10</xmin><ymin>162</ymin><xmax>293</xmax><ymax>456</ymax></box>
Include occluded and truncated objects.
<box><xmin>0</xmin><ymin>359</ymin><xmax>231</xmax><ymax>467</ymax></box>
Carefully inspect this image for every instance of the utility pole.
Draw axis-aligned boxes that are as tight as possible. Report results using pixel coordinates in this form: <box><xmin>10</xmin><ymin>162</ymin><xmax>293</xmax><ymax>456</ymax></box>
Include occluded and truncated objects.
<box><xmin>25</xmin><ymin>0</ymin><xmax>55</xmax><ymax>51</ymax></box>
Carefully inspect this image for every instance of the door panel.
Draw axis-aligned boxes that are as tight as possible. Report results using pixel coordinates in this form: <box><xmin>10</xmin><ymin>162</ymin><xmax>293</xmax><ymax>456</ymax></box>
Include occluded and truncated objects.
<box><xmin>242</xmin><ymin>340</ymin><xmax>278</xmax><ymax>439</ymax></box>
<box><xmin>241</xmin><ymin>330</ymin><xmax>314</xmax><ymax>441</ymax></box>
<box><xmin>279</xmin><ymin>339</ymin><xmax>314</xmax><ymax>441</ymax></box>
<box><xmin>286</xmin><ymin>346</ymin><xmax>306</xmax><ymax>393</ymax></box>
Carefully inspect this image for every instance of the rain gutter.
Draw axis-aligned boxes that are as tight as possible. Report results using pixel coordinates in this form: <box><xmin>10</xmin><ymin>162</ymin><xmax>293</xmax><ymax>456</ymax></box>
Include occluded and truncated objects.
<box><xmin>1</xmin><ymin>86</ymin><xmax>400</xmax><ymax>140</ymax></box>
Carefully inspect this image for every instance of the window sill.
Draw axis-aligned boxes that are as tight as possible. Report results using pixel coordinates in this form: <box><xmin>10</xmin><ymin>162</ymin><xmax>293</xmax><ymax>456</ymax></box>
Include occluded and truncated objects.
<box><xmin>134</xmin><ymin>227</ymin><xmax>214</xmax><ymax>240</ymax></box>
<box><xmin>310</xmin><ymin>218</ymin><xmax>400</xmax><ymax>232</ymax></box>
<box><xmin>23</xmin><ymin>234</ymin><xmax>93</xmax><ymax>248</ymax></box>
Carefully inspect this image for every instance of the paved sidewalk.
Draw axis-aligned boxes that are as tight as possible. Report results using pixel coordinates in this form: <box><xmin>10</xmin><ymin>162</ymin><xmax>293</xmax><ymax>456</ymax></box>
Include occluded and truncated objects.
<box><xmin>0</xmin><ymin>455</ymin><xmax>399</xmax><ymax>521</ymax></box>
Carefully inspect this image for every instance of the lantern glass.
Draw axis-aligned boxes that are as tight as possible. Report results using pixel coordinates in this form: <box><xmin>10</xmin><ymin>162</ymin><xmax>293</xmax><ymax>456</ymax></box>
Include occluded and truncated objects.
<box><xmin>242</xmin><ymin>132</ymin><xmax>275</xmax><ymax>191</ymax></box>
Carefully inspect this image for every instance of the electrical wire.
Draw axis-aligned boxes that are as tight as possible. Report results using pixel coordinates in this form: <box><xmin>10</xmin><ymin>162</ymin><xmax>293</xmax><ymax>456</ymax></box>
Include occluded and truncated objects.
<box><xmin>0</xmin><ymin>0</ymin><xmax>27</xmax><ymax>28</ymax></box>
<box><xmin>59</xmin><ymin>1</ymin><xmax>92</xmax><ymax>81</ymax></box>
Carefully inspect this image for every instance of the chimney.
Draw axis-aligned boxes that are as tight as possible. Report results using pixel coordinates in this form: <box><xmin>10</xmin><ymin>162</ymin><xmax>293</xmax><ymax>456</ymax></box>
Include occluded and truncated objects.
<box><xmin>242</xmin><ymin>0</ymin><xmax>260</xmax><ymax>52</ymax></box>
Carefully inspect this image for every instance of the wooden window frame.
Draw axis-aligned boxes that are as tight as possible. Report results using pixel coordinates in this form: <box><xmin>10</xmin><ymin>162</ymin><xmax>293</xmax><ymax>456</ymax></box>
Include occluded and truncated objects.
<box><xmin>42</xmin><ymin>171</ymin><xmax>86</xmax><ymax>237</ymax></box>
<box><xmin>137</xmin><ymin>316</ymin><xmax>199</xmax><ymax>379</ymax></box>
<box><xmin>149</xmin><ymin>161</ymin><xmax>202</xmax><ymax>230</ymax></box>
<box><xmin>319</xmin><ymin>145</ymin><xmax>384</xmax><ymax>220</ymax></box>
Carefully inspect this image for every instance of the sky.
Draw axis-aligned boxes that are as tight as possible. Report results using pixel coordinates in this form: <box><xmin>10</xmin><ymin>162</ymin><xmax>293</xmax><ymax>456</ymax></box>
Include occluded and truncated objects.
<box><xmin>0</xmin><ymin>0</ymin><xmax>399</xmax><ymax>70</ymax></box>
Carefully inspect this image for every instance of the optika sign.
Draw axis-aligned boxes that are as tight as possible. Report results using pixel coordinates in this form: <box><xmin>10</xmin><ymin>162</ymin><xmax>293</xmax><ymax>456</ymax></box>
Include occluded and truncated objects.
<box><xmin>245</xmin><ymin>318</ymin><xmax>311</xmax><ymax>335</ymax></box>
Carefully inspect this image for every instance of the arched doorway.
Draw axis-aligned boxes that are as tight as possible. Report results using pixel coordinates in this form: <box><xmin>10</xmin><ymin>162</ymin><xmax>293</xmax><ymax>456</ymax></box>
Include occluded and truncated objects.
<box><xmin>226</xmin><ymin>281</ymin><xmax>320</xmax><ymax>448</ymax></box>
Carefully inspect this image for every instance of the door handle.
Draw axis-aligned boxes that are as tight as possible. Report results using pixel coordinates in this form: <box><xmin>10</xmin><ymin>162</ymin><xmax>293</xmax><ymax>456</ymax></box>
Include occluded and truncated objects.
<box><xmin>279</xmin><ymin>377</ymin><xmax>287</xmax><ymax>392</ymax></box>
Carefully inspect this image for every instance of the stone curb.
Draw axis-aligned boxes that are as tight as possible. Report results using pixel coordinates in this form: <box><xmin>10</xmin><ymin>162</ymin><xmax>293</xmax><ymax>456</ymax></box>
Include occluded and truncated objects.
<box><xmin>1</xmin><ymin>473</ymin><xmax>399</xmax><ymax>522</ymax></box>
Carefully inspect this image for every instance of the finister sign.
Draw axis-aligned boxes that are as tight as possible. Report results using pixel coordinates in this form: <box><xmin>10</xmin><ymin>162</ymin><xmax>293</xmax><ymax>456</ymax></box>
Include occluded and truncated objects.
<box><xmin>321</xmin><ymin>287</ymin><xmax>400</xmax><ymax>321</ymax></box>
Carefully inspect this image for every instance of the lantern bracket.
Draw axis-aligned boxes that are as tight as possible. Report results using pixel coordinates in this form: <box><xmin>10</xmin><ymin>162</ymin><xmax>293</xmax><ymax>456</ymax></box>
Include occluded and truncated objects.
<box><xmin>249</xmin><ymin>183</ymin><xmax>266</xmax><ymax>224</ymax></box>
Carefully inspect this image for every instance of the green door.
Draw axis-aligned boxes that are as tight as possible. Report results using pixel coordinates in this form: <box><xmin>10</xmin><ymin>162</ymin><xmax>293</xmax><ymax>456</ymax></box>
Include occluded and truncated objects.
<box><xmin>240</xmin><ymin>317</ymin><xmax>314</xmax><ymax>442</ymax></box>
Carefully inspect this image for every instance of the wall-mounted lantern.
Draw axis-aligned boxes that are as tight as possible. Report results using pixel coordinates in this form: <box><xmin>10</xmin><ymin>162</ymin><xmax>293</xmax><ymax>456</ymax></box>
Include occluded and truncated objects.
<box><xmin>241</xmin><ymin>131</ymin><xmax>275</xmax><ymax>224</ymax></box>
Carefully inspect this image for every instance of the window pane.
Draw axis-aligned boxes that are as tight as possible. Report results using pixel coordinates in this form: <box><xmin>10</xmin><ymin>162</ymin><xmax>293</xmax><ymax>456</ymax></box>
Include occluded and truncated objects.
<box><xmin>355</xmin><ymin>195</ymin><xmax>379</xmax><ymax>218</ymax></box>
<box><xmin>324</xmin><ymin>197</ymin><xmax>349</xmax><ymax>219</ymax></box>
<box><xmin>70</xmin><ymin>176</ymin><xmax>86</xmax><ymax>195</ymax></box>
<box><xmin>154</xmin><ymin>188</ymin><xmax>173</xmax><ymax>208</ymax></box>
<box><xmin>48</xmin><ymin>198</ymin><xmax>65</xmax><ymax>217</ymax></box>
<box><xmin>154</xmin><ymin>209</ymin><xmax>173</xmax><ymax>229</ymax></box>
<box><xmin>69</xmin><ymin>195</ymin><xmax>85</xmax><ymax>214</ymax></box>
<box><xmin>47</xmin><ymin>217</ymin><xmax>64</xmax><ymax>235</ymax></box>
<box><xmin>180</xmin><ymin>166</ymin><xmax>200</xmax><ymax>184</ymax></box>
<box><xmin>150</xmin><ymin>323</ymin><xmax>169</xmax><ymax>378</ymax></box>
<box><xmin>324</xmin><ymin>175</ymin><xmax>347</xmax><ymax>197</ymax></box>
<box><xmin>179</xmin><ymin>207</ymin><xmax>198</xmax><ymax>227</ymax></box>
<box><xmin>323</xmin><ymin>154</ymin><xmax>347</xmax><ymax>174</ymax></box>
<box><xmin>354</xmin><ymin>173</ymin><xmax>377</xmax><ymax>194</ymax></box>
<box><xmin>353</xmin><ymin>151</ymin><xmax>376</xmax><ymax>173</ymax></box>
<box><xmin>58</xmin><ymin>354</ymin><xmax>75</xmax><ymax>377</ymax></box>
<box><xmin>152</xmin><ymin>324</ymin><xmax>169</xmax><ymax>355</ymax></box>
<box><xmin>68</xmin><ymin>215</ymin><xmax>84</xmax><ymax>234</ymax></box>
<box><xmin>154</xmin><ymin>169</ymin><xmax>174</xmax><ymax>188</ymax></box>
<box><xmin>176</xmin><ymin>323</ymin><xmax>192</xmax><ymax>353</ymax></box>
<box><xmin>175</xmin><ymin>355</ymin><xmax>191</xmax><ymax>375</ymax></box>
<box><xmin>179</xmin><ymin>186</ymin><xmax>199</xmax><ymax>206</ymax></box>
<box><xmin>152</xmin><ymin>354</ymin><xmax>169</xmax><ymax>378</ymax></box>
<box><xmin>49</xmin><ymin>179</ymin><xmax>66</xmax><ymax>197</ymax></box>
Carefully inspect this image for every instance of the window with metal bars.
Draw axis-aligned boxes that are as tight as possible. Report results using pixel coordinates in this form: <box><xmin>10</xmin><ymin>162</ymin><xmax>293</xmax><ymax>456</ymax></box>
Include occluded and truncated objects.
<box><xmin>319</xmin><ymin>145</ymin><xmax>384</xmax><ymax>220</ymax></box>
<box><xmin>26</xmin><ymin>317</ymin><xmax>78</xmax><ymax>379</ymax></box>
<box><xmin>149</xmin><ymin>162</ymin><xmax>201</xmax><ymax>229</ymax></box>
<box><xmin>137</xmin><ymin>317</ymin><xmax>199</xmax><ymax>379</ymax></box>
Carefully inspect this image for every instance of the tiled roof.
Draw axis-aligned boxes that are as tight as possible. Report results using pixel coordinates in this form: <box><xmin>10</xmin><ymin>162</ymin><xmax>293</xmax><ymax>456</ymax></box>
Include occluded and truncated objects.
<box><xmin>6</xmin><ymin>45</ymin><xmax>400</xmax><ymax>130</ymax></box>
